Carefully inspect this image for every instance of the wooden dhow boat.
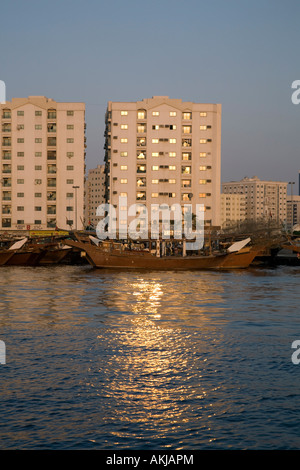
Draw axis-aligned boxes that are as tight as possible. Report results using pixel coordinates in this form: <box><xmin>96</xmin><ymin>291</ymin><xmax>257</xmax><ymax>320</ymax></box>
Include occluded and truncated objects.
<box><xmin>64</xmin><ymin>235</ymin><xmax>261</xmax><ymax>270</ymax></box>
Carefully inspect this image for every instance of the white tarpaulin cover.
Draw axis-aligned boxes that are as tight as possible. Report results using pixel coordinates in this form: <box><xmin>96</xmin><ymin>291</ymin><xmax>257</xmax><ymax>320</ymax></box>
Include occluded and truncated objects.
<box><xmin>89</xmin><ymin>235</ymin><xmax>101</xmax><ymax>246</ymax></box>
<box><xmin>8</xmin><ymin>237</ymin><xmax>28</xmax><ymax>250</ymax></box>
<box><xmin>227</xmin><ymin>237</ymin><xmax>251</xmax><ymax>253</ymax></box>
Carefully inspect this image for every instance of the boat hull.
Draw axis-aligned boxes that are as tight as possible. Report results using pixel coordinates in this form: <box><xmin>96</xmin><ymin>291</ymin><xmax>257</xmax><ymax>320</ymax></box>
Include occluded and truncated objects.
<box><xmin>65</xmin><ymin>240</ymin><xmax>259</xmax><ymax>270</ymax></box>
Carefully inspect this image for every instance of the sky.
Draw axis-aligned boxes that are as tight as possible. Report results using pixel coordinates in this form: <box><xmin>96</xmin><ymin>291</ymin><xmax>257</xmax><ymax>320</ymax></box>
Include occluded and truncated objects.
<box><xmin>1</xmin><ymin>0</ymin><xmax>300</xmax><ymax>191</ymax></box>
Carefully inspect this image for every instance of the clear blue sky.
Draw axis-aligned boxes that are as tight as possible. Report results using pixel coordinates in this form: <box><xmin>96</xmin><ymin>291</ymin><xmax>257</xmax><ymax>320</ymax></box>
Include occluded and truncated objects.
<box><xmin>1</xmin><ymin>0</ymin><xmax>299</xmax><ymax>189</ymax></box>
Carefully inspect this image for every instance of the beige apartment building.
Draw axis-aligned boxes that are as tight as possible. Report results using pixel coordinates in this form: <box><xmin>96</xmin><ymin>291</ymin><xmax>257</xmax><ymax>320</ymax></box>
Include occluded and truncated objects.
<box><xmin>287</xmin><ymin>195</ymin><xmax>300</xmax><ymax>231</ymax></box>
<box><xmin>0</xmin><ymin>96</ymin><xmax>86</xmax><ymax>232</ymax></box>
<box><xmin>221</xmin><ymin>193</ymin><xmax>246</xmax><ymax>228</ymax></box>
<box><xmin>104</xmin><ymin>96</ymin><xmax>221</xmax><ymax>234</ymax></box>
<box><xmin>84</xmin><ymin>164</ymin><xmax>105</xmax><ymax>228</ymax></box>
<box><xmin>222</xmin><ymin>176</ymin><xmax>287</xmax><ymax>224</ymax></box>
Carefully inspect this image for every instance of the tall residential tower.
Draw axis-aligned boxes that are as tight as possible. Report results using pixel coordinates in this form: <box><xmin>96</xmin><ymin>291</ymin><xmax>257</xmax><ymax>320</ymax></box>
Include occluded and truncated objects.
<box><xmin>104</xmin><ymin>96</ymin><xmax>221</xmax><ymax>234</ymax></box>
<box><xmin>0</xmin><ymin>96</ymin><xmax>86</xmax><ymax>231</ymax></box>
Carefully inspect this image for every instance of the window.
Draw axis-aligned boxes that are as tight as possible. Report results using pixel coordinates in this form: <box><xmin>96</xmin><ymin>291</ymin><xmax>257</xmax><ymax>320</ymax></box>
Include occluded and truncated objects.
<box><xmin>152</xmin><ymin>152</ymin><xmax>159</xmax><ymax>157</ymax></box>
<box><xmin>17</xmin><ymin>206</ymin><xmax>24</xmax><ymax>211</ymax></box>
<box><xmin>137</xmin><ymin>164</ymin><xmax>146</xmax><ymax>173</ymax></box>
<box><xmin>120</xmin><ymin>179</ymin><xmax>128</xmax><ymax>184</ymax></box>
<box><xmin>35</xmin><ymin>152</ymin><xmax>42</xmax><ymax>157</ymax></box>
<box><xmin>199</xmin><ymin>152</ymin><xmax>207</xmax><ymax>157</ymax></box>
<box><xmin>182</xmin><ymin>180</ymin><xmax>191</xmax><ymax>188</ymax></box>
<box><xmin>182</xmin><ymin>152</ymin><xmax>191</xmax><ymax>161</ymax></box>
<box><xmin>137</xmin><ymin>151</ymin><xmax>146</xmax><ymax>159</ymax></box>
<box><xmin>66</xmin><ymin>206</ymin><xmax>73</xmax><ymax>212</ymax></box>
<box><xmin>67</xmin><ymin>110</ymin><xmax>74</xmax><ymax>116</ymax></box>
<box><xmin>199</xmin><ymin>193</ymin><xmax>206</xmax><ymax>198</ymax></box>
<box><xmin>169</xmin><ymin>165</ymin><xmax>176</xmax><ymax>170</ymax></box>
<box><xmin>152</xmin><ymin>138</ymin><xmax>159</xmax><ymax>144</ymax></box>
<box><xmin>2</xmin><ymin>218</ymin><xmax>11</xmax><ymax>228</ymax></box>
<box><xmin>136</xmin><ymin>191</ymin><xmax>146</xmax><ymax>200</ymax></box>
<box><xmin>17</xmin><ymin>193</ymin><xmax>24</xmax><ymax>197</ymax></box>
<box><xmin>67</xmin><ymin>124</ymin><xmax>74</xmax><ymax>130</ymax></box>
<box><xmin>48</xmin><ymin>137</ymin><xmax>56</xmax><ymax>146</ymax></box>
<box><xmin>169</xmin><ymin>152</ymin><xmax>176</xmax><ymax>157</ymax></box>
<box><xmin>182</xmin><ymin>193</ymin><xmax>191</xmax><ymax>201</ymax></box>
<box><xmin>200</xmin><ymin>139</ymin><xmax>207</xmax><ymax>144</ymax></box>
<box><xmin>152</xmin><ymin>111</ymin><xmax>159</xmax><ymax>116</ymax></box>
<box><xmin>182</xmin><ymin>139</ymin><xmax>191</xmax><ymax>147</ymax></box>
<box><xmin>35</xmin><ymin>193</ymin><xmax>42</xmax><ymax>197</ymax></box>
<box><xmin>17</xmin><ymin>179</ymin><xmax>24</xmax><ymax>184</ymax></box>
<box><xmin>17</xmin><ymin>220</ymin><xmax>24</xmax><ymax>225</ymax></box>
<box><xmin>170</xmin><ymin>111</ymin><xmax>176</xmax><ymax>116</ymax></box>
<box><xmin>182</xmin><ymin>166</ymin><xmax>191</xmax><ymax>174</ymax></box>
<box><xmin>121</xmin><ymin>138</ymin><xmax>128</xmax><ymax>143</ymax></box>
<box><xmin>17</xmin><ymin>138</ymin><xmax>24</xmax><ymax>143</ymax></box>
<box><xmin>120</xmin><ymin>192</ymin><xmax>127</xmax><ymax>197</ymax></box>
<box><xmin>17</xmin><ymin>111</ymin><xmax>24</xmax><ymax>116</ymax></box>
<box><xmin>47</xmin><ymin>110</ymin><xmax>56</xmax><ymax>119</ymax></box>
<box><xmin>120</xmin><ymin>165</ymin><xmax>128</xmax><ymax>170</ymax></box>
<box><xmin>120</xmin><ymin>111</ymin><xmax>128</xmax><ymax>116</ymax></box>
<box><xmin>66</xmin><ymin>192</ymin><xmax>73</xmax><ymax>198</ymax></box>
<box><xmin>17</xmin><ymin>165</ymin><xmax>24</xmax><ymax>170</ymax></box>
<box><xmin>137</xmin><ymin>177</ymin><xmax>146</xmax><ymax>187</ymax></box>
<box><xmin>152</xmin><ymin>193</ymin><xmax>158</xmax><ymax>198</ymax></box>
<box><xmin>35</xmin><ymin>111</ymin><xmax>42</xmax><ymax>116</ymax></box>
<box><xmin>121</xmin><ymin>124</ymin><xmax>128</xmax><ymax>129</ymax></box>
<box><xmin>35</xmin><ymin>165</ymin><xmax>42</xmax><ymax>170</ymax></box>
<box><xmin>183</xmin><ymin>112</ymin><xmax>191</xmax><ymax>120</ymax></box>
<box><xmin>17</xmin><ymin>152</ymin><xmax>24</xmax><ymax>157</ymax></box>
<box><xmin>137</xmin><ymin>137</ymin><xmax>146</xmax><ymax>146</ymax></box>
<box><xmin>169</xmin><ymin>139</ymin><xmax>176</xmax><ymax>144</ymax></box>
<box><xmin>152</xmin><ymin>165</ymin><xmax>159</xmax><ymax>171</ymax></box>
<box><xmin>152</xmin><ymin>179</ymin><xmax>159</xmax><ymax>184</ymax></box>
<box><xmin>35</xmin><ymin>125</ymin><xmax>42</xmax><ymax>130</ymax></box>
<box><xmin>67</xmin><ymin>165</ymin><xmax>74</xmax><ymax>170</ymax></box>
<box><xmin>121</xmin><ymin>151</ymin><xmax>128</xmax><ymax>157</ymax></box>
<box><xmin>67</xmin><ymin>179</ymin><xmax>74</xmax><ymax>184</ymax></box>
<box><xmin>183</xmin><ymin>126</ymin><xmax>191</xmax><ymax>134</ymax></box>
<box><xmin>200</xmin><ymin>125</ymin><xmax>207</xmax><ymax>130</ymax></box>
<box><xmin>200</xmin><ymin>112</ymin><xmax>207</xmax><ymax>117</ymax></box>
<box><xmin>35</xmin><ymin>138</ymin><xmax>42</xmax><ymax>143</ymax></box>
<box><xmin>137</xmin><ymin>124</ymin><xmax>146</xmax><ymax>133</ymax></box>
<box><xmin>34</xmin><ymin>220</ymin><xmax>42</xmax><ymax>225</ymax></box>
<box><xmin>35</xmin><ymin>206</ymin><xmax>42</xmax><ymax>211</ymax></box>
<box><xmin>199</xmin><ymin>166</ymin><xmax>207</xmax><ymax>171</ymax></box>
<box><xmin>199</xmin><ymin>179</ymin><xmax>207</xmax><ymax>184</ymax></box>
<box><xmin>137</xmin><ymin>110</ymin><xmax>146</xmax><ymax>119</ymax></box>
<box><xmin>67</xmin><ymin>152</ymin><xmax>74</xmax><ymax>158</ymax></box>
<box><xmin>67</xmin><ymin>138</ymin><xmax>74</xmax><ymax>143</ymax></box>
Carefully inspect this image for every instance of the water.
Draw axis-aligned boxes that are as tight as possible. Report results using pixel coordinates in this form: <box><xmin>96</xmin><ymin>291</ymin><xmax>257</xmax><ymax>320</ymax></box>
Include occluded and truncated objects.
<box><xmin>0</xmin><ymin>264</ymin><xmax>300</xmax><ymax>450</ymax></box>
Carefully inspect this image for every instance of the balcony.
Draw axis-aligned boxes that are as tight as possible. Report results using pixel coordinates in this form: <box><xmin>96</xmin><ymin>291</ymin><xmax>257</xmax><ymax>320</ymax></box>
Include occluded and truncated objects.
<box><xmin>47</xmin><ymin>123</ymin><xmax>56</xmax><ymax>133</ymax></box>
<box><xmin>2</xmin><ymin>218</ymin><xmax>11</xmax><ymax>228</ymax></box>
<box><xmin>47</xmin><ymin>110</ymin><xmax>56</xmax><ymax>119</ymax></box>
<box><xmin>2</xmin><ymin>138</ymin><xmax>11</xmax><ymax>147</ymax></box>
<box><xmin>47</xmin><ymin>151</ymin><xmax>56</xmax><ymax>160</ymax></box>
<box><xmin>47</xmin><ymin>191</ymin><xmax>56</xmax><ymax>201</ymax></box>
<box><xmin>47</xmin><ymin>178</ymin><xmax>56</xmax><ymax>188</ymax></box>
<box><xmin>47</xmin><ymin>137</ymin><xmax>56</xmax><ymax>147</ymax></box>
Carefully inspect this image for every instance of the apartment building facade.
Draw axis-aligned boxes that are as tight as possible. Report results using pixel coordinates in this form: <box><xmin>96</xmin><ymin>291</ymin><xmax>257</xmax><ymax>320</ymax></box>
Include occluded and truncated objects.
<box><xmin>0</xmin><ymin>96</ymin><xmax>86</xmax><ymax>231</ymax></box>
<box><xmin>104</xmin><ymin>96</ymin><xmax>221</xmax><ymax>235</ymax></box>
<box><xmin>221</xmin><ymin>193</ymin><xmax>246</xmax><ymax>228</ymax></box>
<box><xmin>84</xmin><ymin>164</ymin><xmax>105</xmax><ymax>228</ymax></box>
<box><xmin>222</xmin><ymin>176</ymin><xmax>287</xmax><ymax>224</ymax></box>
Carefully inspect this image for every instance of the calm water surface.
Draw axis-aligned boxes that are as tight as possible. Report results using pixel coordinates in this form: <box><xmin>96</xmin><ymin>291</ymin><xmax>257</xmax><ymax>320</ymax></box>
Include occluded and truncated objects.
<box><xmin>0</xmin><ymin>264</ymin><xmax>300</xmax><ymax>449</ymax></box>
